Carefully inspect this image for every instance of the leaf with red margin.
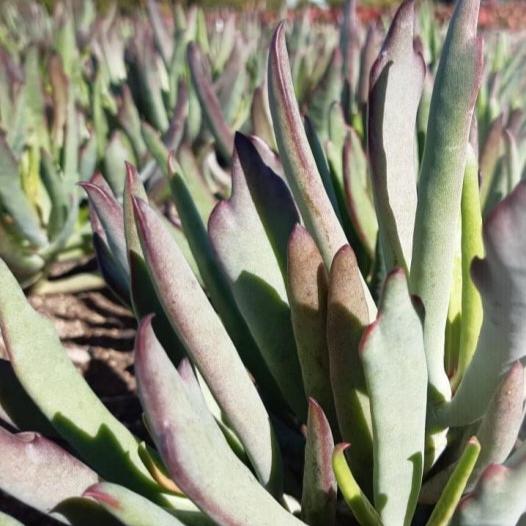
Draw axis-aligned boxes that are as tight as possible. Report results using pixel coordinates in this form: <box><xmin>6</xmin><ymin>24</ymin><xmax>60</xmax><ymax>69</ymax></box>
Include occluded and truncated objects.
<box><xmin>80</xmin><ymin>174</ymin><xmax>129</xmax><ymax>284</ymax></box>
<box><xmin>132</xmin><ymin>199</ymin><xmax>282</xmax><ymax>493</ymax></box>
<box><xmin>268</xmin><ymin>20</ymin><xmax>374</xmax><ymax>320</ymax></box>
<box><xmin>169</xmin><ymin>166</ymin><xmax>281</xmax><ymax>411</ymax></box>
<box><xmin>134</xmin><ymin>317</ymin><xmax>304</xmax><ymax>526</ymax></box>
<box><xmin>469</xmin><ymin>361</ymin><xmax>524</xmax><ymax>485</ymax></box>
<box><xmin>326</xmin><ymin>245</ymin><xmax>373</xmax><ymax>493</ymax></box>
<box><xmin>287</xmin><ymin>225</ymin><xmax>337</xmax><ymax>431</ymax></box>
<box><xmin>453</xmin><ymin>443</ymin><xmax>526</xmax><ymax>525</ymax></box>
<box><xmin>301</xmin><ymin>399</ymin><xmax>337</xmax><ymax>526</ymax></box>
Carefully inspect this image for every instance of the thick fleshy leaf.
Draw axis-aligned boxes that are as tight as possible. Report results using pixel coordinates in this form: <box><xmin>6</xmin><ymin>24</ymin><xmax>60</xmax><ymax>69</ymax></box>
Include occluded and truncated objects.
<box><xmin>0</xmin><ymin>133</ymin><xmax>46</xmax><ymax>247</ymax></box>
<box><xmin>410</xmin><ymin>0</ymin><xmax>483</xmax><ymax>403</ymax></box>
<box><xmin>0</xmin><ymin>259</ymin><xmax>159</xmax><ymax>498</ymax></box>
<box><xmin>304</xmin><ymin>116</ymin><xmax>342</xmax><ymax>224</ymax></box>
<box><xmin>251</xmin><ymin>85</ymin><xmax>276</xmax><ymax>149</ymax></box>
<box><xmin>118</xmin><ymin>85</ymin><xmax>148</xmax><ymax>161</ymax></box>
<box><xmin>208</xmin><ymin>147</ymin><xmax>306</xmax><ymax>419</ymax></box>
<box><xmin>439</xmin><ymin>181</ymin><xmax>526</xmax><ymax>426</ymax></box>
<box><xmin>308</xmin><ymin>49</ymin><xmax>342</xmax><ymax>141</ymax></box>
<box><xmin>81</xmin><ymin>176</ymin><xmax>129</xmax><ymax>283</ymax></box>
<box><xmin>169</xmin><ymin>150</ymin><xmax>215</xmax><ymax>223</ymax></box>
<box><xmin>327</xmin><ymin>245</ymin><xmax>372</xmax><ymax>491</ymax></box>
<box><xmin>169</xmin><ymin>169</ymin><xmax>282</xmax><ymax>407</ymax></box>
<box><xmin>0</xmin><ymin>358</ymin><xmax>56</xmax><ymax>436</ymax></box>
<box><xmin>103</xmin><ymin>131</ymin><xmax>135</xmax><ymax>196</ymax></box>
<box><xmin>123</xmin><ymin>163</ymin><xmax>186</xmax><ymax>364</ymax></box>
<box><xmin>132</xmin><ymin>197</ymin><xmax>281</xmax><ymax>492</ymax></box>
<box><xmin>268</xmin><ymin>22</ymin><xmax>376</xmax><ymax>316</ymax></box>
<box><xmin>368</xmin><ymin>0</ymin><xmax>424</xmax><ymax>271</ymax></box>
<box><xmin>469</xmin><ymin>361</ymin><xmax>524</xmax><ymax>485</ymax></box>
<box><xmin>188</xmin><ymin>42</ymin><xmax>234</xmax><ymax>161</ymax></box>
<box><xmin>146</xmin><ymin>0</ymin><xmax>173</xmax><ymax>65</ymax></box>
<box><xmin>84</xmin><ymin>482</ymin><xmax>185</xmax><ymax>526</ymax></box>
<box><xmin>360</xmin><ymin>269</ymin><xmax>427</xmax><ymax>526</ymax></box>
<box><xmin>134</xmin><ymin>317</ymin><xmax>303</xmax><ymax>526</ymax></box>
<box><xmin>426</xmin><ymin>438</ymin><xmax>481</xmax><ymax>526</ymax></box>
<box><xmin>89</xmin><ymin>206</ymin><xmax>129</xmax><ymax>306</ymax></box>
<box><xmin>452</xmin><ymin>145</ymin><xmax>483</xmax><ymax>387</ymax></box>
<box><xmin>287</xmin><ymin>225</ymin><xmax>337</xmax><ymax>429</ymax></box>
<box><xmin>0</xmin><ymin>427</ymin><xmax>98</xmax><ymax>515</ymax></box>
<box><xmin>343</xmin><ymin>131</ymin><xmax>378</xmax><ymax>258</ymax></box>
<box><xmin>453</xmin><ymin>444</ymin><xmax>526</xmax><ymax>526</ymax></box>
<box><xmin>479</xmin><ymin>114</ymin><xmax>504</xmax><ymax>209</ymax></box>
<box><xmin>332</xmin><ymin>443</ymin><xmax>382</xmax><ymax>526</ymax></box>
<box><xmin>301</xmin><ymin>399</ymin><xmax>337</xmax><ymax>526</ymax></box>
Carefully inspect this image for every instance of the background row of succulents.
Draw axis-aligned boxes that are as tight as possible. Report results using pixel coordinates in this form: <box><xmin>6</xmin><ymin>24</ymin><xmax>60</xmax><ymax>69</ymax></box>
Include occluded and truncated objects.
<box><xmin>0</xmin><ymin>0</ymin><xmax>524</xmax><ymax>288</ymax></box>
<box><xmin>0</xmin><ymin>0</ymin><xmax>526</xmax><ymax>524</ymax></box>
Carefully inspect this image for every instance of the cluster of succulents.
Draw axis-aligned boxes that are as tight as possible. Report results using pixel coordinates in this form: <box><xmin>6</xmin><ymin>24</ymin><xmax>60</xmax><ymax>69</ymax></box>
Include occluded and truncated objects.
<box><xmin>0</xmin><ymin>0</ymin><xmax>526</xmax><ymax>524</ymax></box>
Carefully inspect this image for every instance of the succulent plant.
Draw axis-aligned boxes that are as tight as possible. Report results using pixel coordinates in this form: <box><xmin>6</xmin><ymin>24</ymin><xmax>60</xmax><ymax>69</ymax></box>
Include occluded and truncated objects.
<box><xmin>1</xmin><ymin>0</ymin><xmax>526</xmax><ymax>525</ymax></box>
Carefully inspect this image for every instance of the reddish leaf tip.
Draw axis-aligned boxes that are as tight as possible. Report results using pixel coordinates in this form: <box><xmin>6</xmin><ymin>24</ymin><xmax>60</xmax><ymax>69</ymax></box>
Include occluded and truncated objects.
<box><xmin>83</xmin><ymin>484</ymin><xmax>121</xmax><ymax>509</ymax></box>
<box><xmin>333</xmin><ymin>442</ymin><xmax>351</xmax><ymax>455</ymax></box>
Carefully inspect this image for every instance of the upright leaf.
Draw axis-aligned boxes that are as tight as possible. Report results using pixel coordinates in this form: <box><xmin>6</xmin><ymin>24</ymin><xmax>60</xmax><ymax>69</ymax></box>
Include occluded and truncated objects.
<box><xmin>410</xmin><ymin>0</ymin><xmax>483</xmax><ymax>403</ymax></box>
<box><xmin>133</xmin><ymin>197</ymin><xmax>282</xmax><ymax>492</ymax></box>
<box><xmin>360</xmin><ymin>270</ymin><xmax>427</xmax><ymax>526</ymax></box>
<box><xmin>135</xmin><ymin>317</ymin><xmax>303</xmax><ymax>526</ymax></box>
<box><xmin>368</xmin><ymin>0</ymin><xmax>424</xmax><ymax>271</ymax></box>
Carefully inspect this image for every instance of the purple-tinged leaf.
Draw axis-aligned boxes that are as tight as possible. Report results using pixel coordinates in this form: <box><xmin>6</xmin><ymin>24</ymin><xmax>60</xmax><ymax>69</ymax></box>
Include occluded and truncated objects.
<box><xmin>80</xmin><ymin>176</ymin><xmax>129</xmax><ymax>283</ymax></box>
<box><xmin>269</xmin><ymin>25</ymin><xmax>346</xmax><ymax>266</ymax></box>
<box><xmin>469</xmin><ymin>361</ymin><xmax>524</xmax><ymax>485</ymax></box>
<box><xmin>135</xmin><ymin>317</ymin><xmax>303</xmax><ymax>526</ymax></box>
<box><xmin>132</xmin><ymin>198</ymin><xmax>281</xmax><ymax>492</ymax></box>
<box><xmin>0</xmin><ymin>427</ymin><xmax>97</xmax><ymax>515</ymax></box>
<box><xmin>169</xmin><ymin>167</ymin><xmax>279</xmax><ymax>408</ymax></box>
<box><xmin>454</xmin><ymin>446</ymin><xmax>526</xmax><ymax>525</ymax></box>
<box><xmin>208</xmin><ymin>147</ymin><xmax>306</xmax><ymax>419</ymax></box>
<box><xmin>438</xmin><ymin>181</ymin><xmax>526</xmax><ymax>426</ymax></box>
<box><xmin>287</xmin><ymin>225</ymin><xmax>337</xmax><ymax>430</ymax></box>
<box><xmin>123</xmin><ymin>163</ymin><xmax>186</xmax><ymax>364</ymax></box>
<box><xmin>327</xmin><ymin>245</ymin><xmax>373</xmax><ymax>492</ymax></box>
<box><xmin>368</xmin><ymin>0</ymin><xmax>424</xmax><ymax>271</ymax></box>
<box><xmin>301</xmin><ymin>399</ymin><xmax>337</xmax><ymax>526</ymax></box>
<box><xmin>357</xmin><ymin>25</ymin><xmax>383</xmax><ymax>106</ymax></box>
<box><xmin>188</xmin><ymin>42</ymin><xmax>234</xmax><ymax>161</ymax></box>
<box><xmin>146</xmin><ymin>0</ymin><xmax>173</xmax><ymax>65</ymax></box>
